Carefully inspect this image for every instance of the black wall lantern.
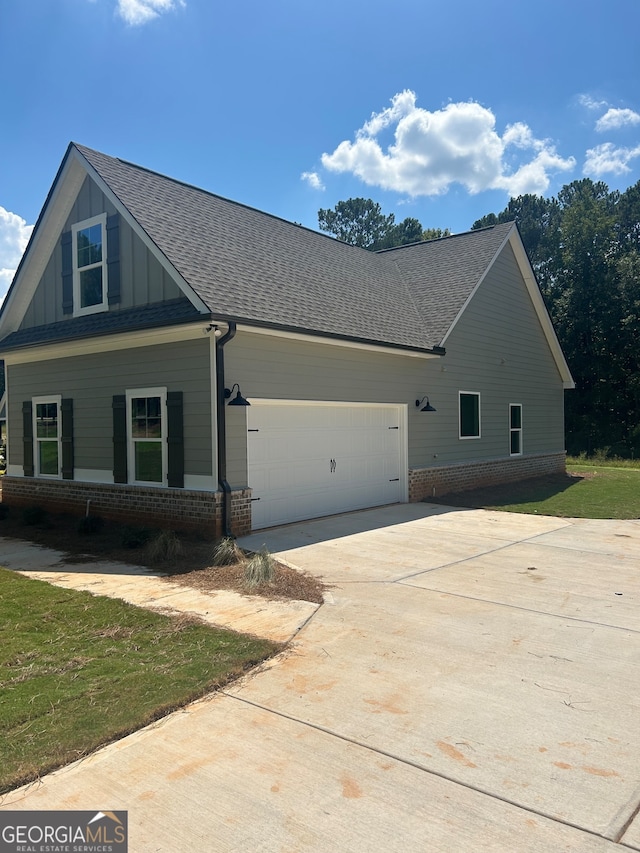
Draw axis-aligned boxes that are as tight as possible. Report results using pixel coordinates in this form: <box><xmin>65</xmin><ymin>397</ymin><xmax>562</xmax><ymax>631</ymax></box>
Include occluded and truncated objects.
<box><xmin>225</xmin><ymin>383</ymin><xmax>251</xmax><ymax>406</ymax></box>
<box><xmin>416</xmin><ymin>396</ymin><xmax>436</xmax><ymax>412</ymax></box>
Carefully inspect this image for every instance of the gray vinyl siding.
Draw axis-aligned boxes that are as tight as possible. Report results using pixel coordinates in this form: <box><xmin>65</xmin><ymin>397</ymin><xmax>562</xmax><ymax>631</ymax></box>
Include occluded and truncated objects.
<box><xmin>224</xmin><ymin>332</ymin><xmax>432</xmax><ymax>487</ymax></box>
<box><xmin>7</xmin><ymin>338</ymin><xmax>212</xmax><ymax>477</ymax></box>
<box><xmin>224</xmin><ymin>244</ymin><xmax>565</xmax><ymax>486</ymax></box>
<box><xmin>410</xmin><ymin>243</ymin><xmax>565</xmax><ymax>465</ymax></box>
<box><xmin>20</xmin><ymin>176</ymin><xmax>183</xmax><ymax>329</ymax></box>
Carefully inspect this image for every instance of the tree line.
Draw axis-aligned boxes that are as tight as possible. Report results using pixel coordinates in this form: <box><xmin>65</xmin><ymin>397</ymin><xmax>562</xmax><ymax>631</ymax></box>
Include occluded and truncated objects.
<box><xmin>318</xmin><ymin>180</ymin><xmax>640</xmax><ymax>458</ymax></box>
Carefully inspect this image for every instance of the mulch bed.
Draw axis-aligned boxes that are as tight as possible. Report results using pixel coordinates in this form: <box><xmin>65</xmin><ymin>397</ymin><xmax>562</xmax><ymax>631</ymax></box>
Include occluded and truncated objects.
<box><xmin>0</xmin><ymin>506</ymin><xmax>326</xmax><ymax>604</ymax></box>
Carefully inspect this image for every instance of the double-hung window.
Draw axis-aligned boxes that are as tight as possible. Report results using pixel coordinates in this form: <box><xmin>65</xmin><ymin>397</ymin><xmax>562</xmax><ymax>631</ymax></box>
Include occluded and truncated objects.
<box><xmin>510</xmin><ymin>404</ymin><xmax>523</xmax><ymax>455</ymax></box>
<box><xmin>33</xmin><ymin>396</ymin><xmax>62</xmax><ymax>477</ymax></box>
<box><xmin>127</xmin><ymin>388</ymin><xmax>167</xmax><ymax>485</ymax></box>
<box><xmin>459</xmin><ymin>391</ymin><xmax>481</xmax><ymax>439</ymax></box>
<box><xmin>72</xmin><ymin>213</ymin><xmax>108</xmax><ymax>315</ymax></box>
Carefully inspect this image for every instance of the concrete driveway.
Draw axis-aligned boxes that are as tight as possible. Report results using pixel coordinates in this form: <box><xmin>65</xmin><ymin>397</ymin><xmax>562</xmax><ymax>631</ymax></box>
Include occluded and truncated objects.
<box><xmin>2</xmin><ymin>503</ymin><xmax>640</xmax><ymax>852</ymax></box>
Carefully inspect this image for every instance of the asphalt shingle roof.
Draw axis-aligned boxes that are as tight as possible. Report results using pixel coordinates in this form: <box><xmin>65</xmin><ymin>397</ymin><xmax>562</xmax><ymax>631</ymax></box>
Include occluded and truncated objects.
<box><xmin>56</xmin><ymin>145</ymin><xmax>516</xmax><ymax>352</ymax></box>
<box><xmin>1</xmin><ymin>299</ymin><xmax>198</xmax><ymax>350</ymax></box>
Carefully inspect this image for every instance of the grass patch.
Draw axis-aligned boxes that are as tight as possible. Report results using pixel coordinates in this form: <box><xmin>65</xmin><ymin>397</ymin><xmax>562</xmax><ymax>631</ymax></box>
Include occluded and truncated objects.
<box><xmin>567</xmin><ymin>455</ymin><xmax>640</xmax><ymax>470</ymax></box>
<box><xmin>429</xmin><ymin>467</ymin><xmax>640</xmax><ymax>519</ymax></box>
<box><xmin>0</xmin><ymin>567</ymin><xmax>279</xmax><ymax>794</ymax></box>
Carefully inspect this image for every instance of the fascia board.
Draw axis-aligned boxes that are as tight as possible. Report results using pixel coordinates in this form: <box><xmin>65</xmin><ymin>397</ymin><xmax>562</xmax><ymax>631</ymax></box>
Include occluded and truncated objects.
<box><xmin>440</xmin><ymin>224</ymin><xmax>575</xmax><ymax>390</ymax></box>
<box><xmin>507</xmin><ymin>230</ymin><xmax>575</xmax><ymax>389</ymax></box>
<box><xmin>439</xmin><ymin>226</ymin><xmax>514</xmax><ymax>349</ymax></box>
<box><xmin>236</xmin><ymin>323</ymin><xmax>441</xmax><ymax>359</ymax></box>
<box><xmin>74</xmin><ymin>147</ymin><xmax>209</xmax><ymax>314</ymax></box>
<box><xmin>1</xmin><ymin>320</ymin><xmax>210</xmax><ymax>366</ymax></box>
<box><xmin>0</xmin><ymin>151</ymin><xmax>87</xmax><ymax>338</ymax></box>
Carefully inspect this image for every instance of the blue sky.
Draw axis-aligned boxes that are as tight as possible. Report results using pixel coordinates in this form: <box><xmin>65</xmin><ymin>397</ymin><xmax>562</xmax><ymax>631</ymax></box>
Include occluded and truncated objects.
<box><xmin>1</xmin><ymin>0</ymin><xmax>639</xmax><ymax>298</ymax></box>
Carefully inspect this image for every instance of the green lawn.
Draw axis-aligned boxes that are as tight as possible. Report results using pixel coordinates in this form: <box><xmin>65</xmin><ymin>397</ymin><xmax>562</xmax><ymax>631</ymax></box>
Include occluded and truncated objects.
<box><xmin>0</xmin><ymin>568</ymin><xmax>279</xmax><ymax>794</ymax></box>
<box><xmin>433</xmin><ymin>463</ymin><xmax>640</xmax><ymax>519</ymax></box>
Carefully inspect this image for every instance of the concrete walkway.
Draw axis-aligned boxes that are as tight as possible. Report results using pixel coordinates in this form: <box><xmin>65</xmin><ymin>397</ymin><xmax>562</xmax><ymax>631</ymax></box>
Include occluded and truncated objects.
<box><xmin>0</xmin><ymin>538</ymin><xmax>319</xmax><ymax>643</ymax></box>
<box><xmin>1</xmin><ymin>504</ymin><xmax>639</xmax><ymax>852</ymax></box>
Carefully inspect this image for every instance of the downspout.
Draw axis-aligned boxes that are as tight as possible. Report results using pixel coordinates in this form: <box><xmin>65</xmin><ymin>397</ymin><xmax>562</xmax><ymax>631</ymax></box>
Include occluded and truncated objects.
<box><xmin>215</xmin><ymin>320</ymin><xmax>236</xmax><ymax>538</ymax></box>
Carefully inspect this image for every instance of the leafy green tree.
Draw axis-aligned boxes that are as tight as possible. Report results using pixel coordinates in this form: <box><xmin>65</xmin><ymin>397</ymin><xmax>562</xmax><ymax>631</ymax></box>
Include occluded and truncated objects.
<box><xmin>318</xmin><ymin>199</ymin><xmax>449</xmax><ymax>251</ymax></box>
<box><xmin>318</xmin><ymin>198</ymin><xmax>395</xmax><ymax>249</ymax></box>
<box><xmin>473</xmin><ymin>179</ymin><xmax>640</xmax><ymax>457</ymax></box>
<box><xmin>422</xmin><ymin>227</ymin><xmax>451</xmax><ymax>241</ymax></box>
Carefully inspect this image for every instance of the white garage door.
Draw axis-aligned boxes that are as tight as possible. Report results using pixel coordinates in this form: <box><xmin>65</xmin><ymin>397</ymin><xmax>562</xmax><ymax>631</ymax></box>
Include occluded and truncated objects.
<box><xmin>247</xmin><ymin>402</ymin><xmax>406</xmax><ymax>529</ymax></box>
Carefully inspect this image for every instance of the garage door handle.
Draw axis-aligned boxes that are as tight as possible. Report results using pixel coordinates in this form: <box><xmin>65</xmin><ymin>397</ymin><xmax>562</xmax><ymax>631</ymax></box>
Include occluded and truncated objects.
<box><xmin>330</xmin><ymin>458</ymin><xmax>336</xmax><ymax>472</ymax></box>
<box><xmin>248</xmin><ymin>429</ymin><xmax>259</xmax><ymax>432</ymax></box>
<box><xmin>250</xmin><ymin>497</ymin><xmax>261</xmax><ymax>501</ymax></box>
<box><xmin>388</xmin><ymin>426</ymin><xmax>399</xmax><ymax>430</ymax></box>
<box><xmin>389</xmin><ymin>478</ymin><xmax>399</xmax><ymax>482</ymax></box>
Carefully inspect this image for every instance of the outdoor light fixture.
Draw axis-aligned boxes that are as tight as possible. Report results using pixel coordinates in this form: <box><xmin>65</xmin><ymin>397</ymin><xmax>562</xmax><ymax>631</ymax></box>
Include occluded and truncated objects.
<box><xmin>416</xmin><ymin>396</ymin><xmax>436</xmax><ymax>412</ymax></box>
<box><xmin>225</xmin><ymin>383</ymin><xmax>251</xmax><ymax>406</ymax></box>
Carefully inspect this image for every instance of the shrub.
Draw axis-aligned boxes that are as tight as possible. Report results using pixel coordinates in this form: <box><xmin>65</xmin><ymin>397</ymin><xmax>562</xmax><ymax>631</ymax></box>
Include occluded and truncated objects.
<box><xmin>211</xmin><ymin>536</ymin><xmax>244</xmax><ymax>567</ymax></box>
<box><xmin>146</xmin><ymin>530</ymin><xmax>183</xmax><ymax>563</ymax></box>
<box><xmin>77</xmin><ymin>514</ymin><xmax>104</xmax><ymax>535</ymax></box>
<box><xmin>121</xmin><ymin>526</ymin><xmax>152</xmax><ymax>549</ymax></box>
<box><xmin>0</xmin><ymin>505</ymin><xmax>10</xmax><ymax>520</ymax></box>
<box><xmin>244</xmin><ymin>548</ymin><xmax>275</xmax><ymax>588</ymax></box>
<box><xmin>22</xmin><ymin>506</ymin><xmax>47</xmax><ymax>526</ymax></box>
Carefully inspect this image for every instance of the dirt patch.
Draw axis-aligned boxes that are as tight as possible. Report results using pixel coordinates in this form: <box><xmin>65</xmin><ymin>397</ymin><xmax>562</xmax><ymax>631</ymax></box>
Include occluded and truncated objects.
<box><xmin>0</xmin><ymin>507</ymin><xmax>326</xmax><ymax>604</ymax></box>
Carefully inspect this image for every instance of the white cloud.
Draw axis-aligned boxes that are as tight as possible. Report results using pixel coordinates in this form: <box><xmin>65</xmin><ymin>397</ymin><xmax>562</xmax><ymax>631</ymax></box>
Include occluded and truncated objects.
<box><xmin>577</xmin><ymin>94</ymin><xmax>609</xmax><ymax>111</ymax></box>
<box><xmin>0</xmin><ymin>206</ymin><xmax>33</xmax><ymax>302</ymax></box>
<box><xmin>595</xmin><ymin>107</ymin><xmax>640</xmax><ymax>132</ymax></box>
<box><xmin>117</xmin><ymin>0</ymin><xmax>185</xmax><ymax>26</ymax></box>
<box><xmin>301</xmin><ymin>171</ymin><xmax>325</xmax><ymax>191</ymax></box>
<box><xmin>584</xmin><ymin>142</ymin><xmax>640</xmax><ymax>177</ymax></box>
<box><xmin>320</xmin><ymin>91</ymin><xmax>575</xmax><ymax>198</ymax></box>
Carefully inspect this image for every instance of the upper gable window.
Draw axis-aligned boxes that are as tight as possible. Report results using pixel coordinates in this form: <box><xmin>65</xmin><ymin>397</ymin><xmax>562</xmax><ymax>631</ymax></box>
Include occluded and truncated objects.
<box><xmin>72</xmin><ymin>213</ymin><xmax>108</xmax><ymax>316</ymax></box>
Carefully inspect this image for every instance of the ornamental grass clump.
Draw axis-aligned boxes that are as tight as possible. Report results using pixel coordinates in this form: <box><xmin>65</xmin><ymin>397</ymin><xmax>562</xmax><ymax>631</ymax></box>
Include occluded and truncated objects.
<box><xmin>211</xmin><ymin>536</ymin><xmax>245</xmax><ymax>567</ymax></box>
<box><xmin>244</xmin><ymin>548</ymin><xmax>275</xmax><ymax>588</ymax></box>
<box><xmin>146</xmin><ymin>530</ymin><xmax>183</xmax><ymax>563</ymax></box>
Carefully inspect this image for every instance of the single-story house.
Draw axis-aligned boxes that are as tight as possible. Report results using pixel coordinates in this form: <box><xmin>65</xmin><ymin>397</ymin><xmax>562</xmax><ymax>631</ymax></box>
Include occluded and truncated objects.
<box><xmin>0</xmin><ymin>143</ymin><xmax>574</xmax><ymax>536</ymax></box>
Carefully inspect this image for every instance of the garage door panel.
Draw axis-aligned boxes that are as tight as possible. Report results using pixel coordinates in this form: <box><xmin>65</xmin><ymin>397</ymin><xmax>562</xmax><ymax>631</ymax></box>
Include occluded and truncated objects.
<box><xmin>247</xmin><ymin>403</ymin><xmax>405</xmax><ymax>530</ymax></box>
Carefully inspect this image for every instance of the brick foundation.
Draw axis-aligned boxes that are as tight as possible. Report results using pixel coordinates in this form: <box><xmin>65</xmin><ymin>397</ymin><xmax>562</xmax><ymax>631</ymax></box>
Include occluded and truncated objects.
<box><xmin>408</xmin><ymin>452</ymin><xmax>566</xmax><ymax>502</ymax></box>
<box><xmin>0</xmin><ymin>477</ymin><xmax>253</xmax><ymax>538</ymax></box>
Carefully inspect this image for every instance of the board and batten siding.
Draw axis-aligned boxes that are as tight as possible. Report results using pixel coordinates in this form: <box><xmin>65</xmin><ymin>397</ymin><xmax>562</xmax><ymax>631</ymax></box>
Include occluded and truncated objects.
<box><xmin>20</xmin><ymin>175</ymin><xmax>183</xmax><ymax>329</ymax></box>
<box><xmin>7</xmin><ymin>338</ymin><xmax>213</xmax><ymax>479</ymax></box>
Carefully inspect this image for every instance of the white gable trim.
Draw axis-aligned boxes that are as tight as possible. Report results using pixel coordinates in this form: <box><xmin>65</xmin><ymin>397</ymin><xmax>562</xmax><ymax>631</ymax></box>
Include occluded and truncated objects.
<box><xmin>440</xmin><ymin>224</ymin><xmax>574</xmax><ymax>390</ymax></box>
<box><xmin>0</xmin><ymin>147</ymin><xmax>209</xmax><ymax>341</ymax></box>
<box><xmin>0</xmin><ymin>154</ymin><xmax>87</xmax><ymax>338</ymax></box>
<box><xmin>73</xmin><ymin>147</ymin><xmax>209</xmax><ymax>314</ymax></box>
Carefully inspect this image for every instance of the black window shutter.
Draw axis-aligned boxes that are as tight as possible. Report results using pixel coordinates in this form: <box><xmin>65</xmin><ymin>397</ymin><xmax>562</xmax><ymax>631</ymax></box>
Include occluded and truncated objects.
<box><xmin>112</xmin><ymin>394</ymin><xmax>128</xmax><ymax>483</ymax></box>
<box><xmin>106</xmin><ymin>213</ymin><xmax>121</xmax><ymax>306</ymax></box>
<box><xmin>22</xmin><ymin>401</ymin><xmax>34</xmax><ymax>477</ymax></box>
<box><xmin>61</xmin><ymin>231</ymin><xmax>73</xmax><ymax>315</ymax></box>
<box><xmin>61</xmin><ymin>398</ymin><xmax>74</xmax><ymax>480</ymax></box>
<box><xmin>167</xmin><ymin>391</ymin><xmax>184</xmax><ymax>488</ymax></box>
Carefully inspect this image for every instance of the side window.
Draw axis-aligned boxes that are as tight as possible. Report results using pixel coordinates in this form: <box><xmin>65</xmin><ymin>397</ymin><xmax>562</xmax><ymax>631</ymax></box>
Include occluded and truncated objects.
<box><xmin>33</xmin><ymin>396</ymin><xmax>62</xmax><ymax>477</ymax></box>
<box><xmin>127</xmin><ymin>388</ymin><xmax>167</xmax><ymax>485</ymax></box>
<box><xmin>510</xmin><ymin>404</ymin><xmax>523</xmax><ymax>456</ymax></box>
<box><xmin>72</xmin><ymin>214</ymin><xmax>108</xmax><ymax>316</ymax></box>
<box><xmin>459</xmin><ymin>392</ymin><xmax>481</xmax><ymax>439</ymax></box>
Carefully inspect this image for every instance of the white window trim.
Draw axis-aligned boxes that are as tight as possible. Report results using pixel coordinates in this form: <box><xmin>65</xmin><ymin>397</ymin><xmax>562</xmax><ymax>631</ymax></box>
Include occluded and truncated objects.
<box><xmin>509</xmin><ymin>403</ymin><xmax>523</xmax><ymax>456</ymax></box>
<box><xmin>33</xmin><ymin>394</ymin><xmax>62</xmax><ymax>478</ymax></box>
<box><xmin>459</xmin><ymin>391</ymin><xmax>481</xmax><ymax>440</ymax></box>
<box><xmin>72</xmin><ymin>213</ymin><xmax>108</xmax><ymax>317</ymax></box>
<box><xmin>126</xmin><ymin>387</ymin><xmax>167</xmax><ymax>487</ymax></box>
